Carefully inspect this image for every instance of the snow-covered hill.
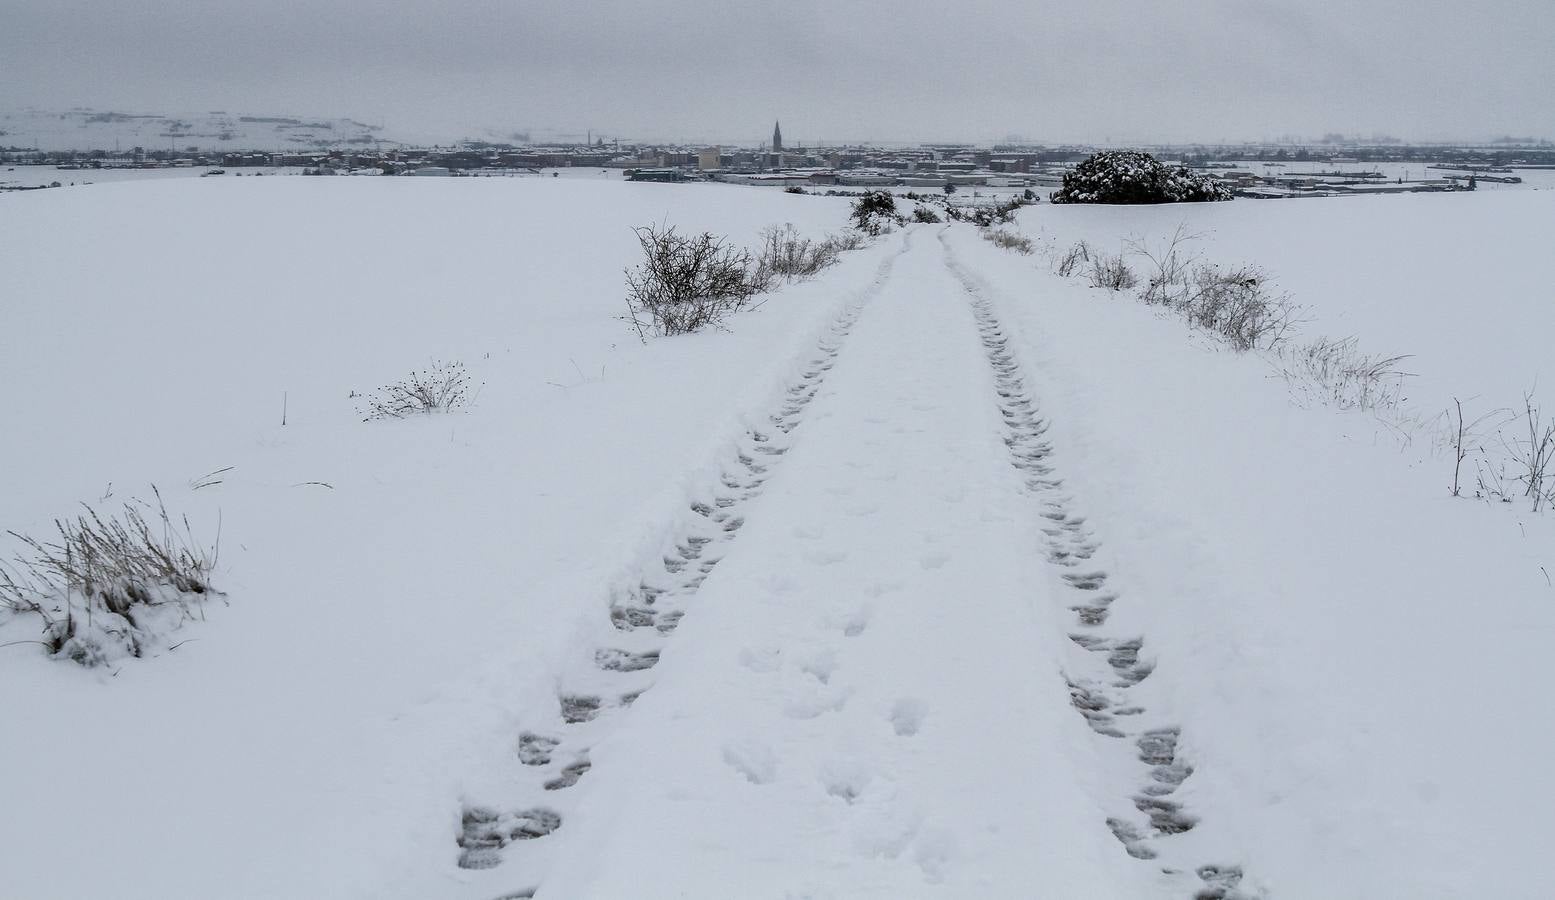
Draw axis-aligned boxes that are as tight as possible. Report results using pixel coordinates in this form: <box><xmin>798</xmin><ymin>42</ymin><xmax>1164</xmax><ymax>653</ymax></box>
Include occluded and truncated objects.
<box><xmin>0</xmin><ymin>107</ymin><xmax>417</xmax><ymax>151</ymax></box>
<box><xmin>2</xmin><ymin>179</ymin><xmax>1552</xmax><ymax>899</ymax></box>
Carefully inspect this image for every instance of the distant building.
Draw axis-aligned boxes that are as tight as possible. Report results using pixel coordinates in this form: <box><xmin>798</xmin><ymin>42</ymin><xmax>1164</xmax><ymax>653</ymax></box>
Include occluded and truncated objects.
<box><xmin>697</xmin><ymin>147</ymin><xmax>722</xmax><ymax>170</ymax></box>
<box><xmin>772</xmin><ymin>121</ymin><xmax>783</xmax><ymax>153</ymax></box>
<box><xmin>627</xmin><ymin>168</ymin><xmax>690</xmax><ymax>182</ymax></box>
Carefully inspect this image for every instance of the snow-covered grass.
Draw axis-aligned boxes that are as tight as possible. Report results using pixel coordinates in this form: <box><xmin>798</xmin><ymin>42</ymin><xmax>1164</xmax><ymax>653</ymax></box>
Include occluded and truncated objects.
<box><xmin>1019</xmin><ymin>191</ymin><xmax>1555</xmax><ymax>504</ymax></box>
<box><xmin>1018</xmin><ymin>191</ymin><xmax>1555</xmax><ymax>417</ymax></box>
<box><xmin>0</xmin><ymin>488</ymin><xmax>220</xmax><ymax>666</ymax></box>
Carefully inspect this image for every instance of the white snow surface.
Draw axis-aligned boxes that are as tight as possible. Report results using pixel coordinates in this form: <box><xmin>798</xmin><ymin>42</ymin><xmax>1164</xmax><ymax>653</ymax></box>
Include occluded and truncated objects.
<box><xmin>1016</xmin><ymin>191</ymin><xmax>1555</xmax><ymax>418</ymax></box>
<box><xmin>3</xmin><ymin>180</ymin><xmax>1554</xmax><ymax>900</ymax></box>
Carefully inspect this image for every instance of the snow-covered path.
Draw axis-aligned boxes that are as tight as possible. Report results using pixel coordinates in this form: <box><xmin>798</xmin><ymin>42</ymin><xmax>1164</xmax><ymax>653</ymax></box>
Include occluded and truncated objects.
<box><xmin>453</xmin><ymin>230</ymin><xmax>1244</xmax><ymax>899</ymax></box>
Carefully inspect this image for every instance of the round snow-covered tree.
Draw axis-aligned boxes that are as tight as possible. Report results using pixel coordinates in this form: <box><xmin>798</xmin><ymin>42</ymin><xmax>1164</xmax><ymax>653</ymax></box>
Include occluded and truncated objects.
<box><xmin>1050</xmin><ymin>151</ymin><xmax>1232</xmax><ymax>204</ymax></box>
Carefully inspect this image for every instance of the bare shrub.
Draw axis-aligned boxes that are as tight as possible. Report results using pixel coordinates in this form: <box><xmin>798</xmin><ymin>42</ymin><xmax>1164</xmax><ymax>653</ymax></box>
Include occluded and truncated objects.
<box><xmin>911</xmin><ymin>205</ymin><xmax>942</xmax><ymax>224</ymax></box>
<box><xmin>1476</xmin><ymin>456</ymin><xmax>1516</xmax><ymax>503</ymax></box>
<box><xmin>1128</xmin><ymin>224</ymin><xmax>1202</xmax><ymax>305</ymax></box>
<box><xmin>983</xmin><ymin>228</ymin><xmax>1034</xmax><ymax>255</ymax></box>
<box><xmin>624</xmin><ymin>224</ymin><xmax>758</xmax><ymax>339</ymax></box>
<box><xmin>1054</xmin><ymin>240</ymin><xmax>1091</xmax><ymax>277</ymax></box>
<box><xmin>1</xmin><ymin>489</ymin><xmax>220</xmax><ymax>666</ymax></box>
<box><xmin>825</xmin><ymin>229</ymin><xmax>868</xmax><ymax>252</ymax></box>
<box><xmin>1446</xmin><ymin>398</ymin><xmax>1511</xmax><ymax>498</ymax></box>
<box><xmin>358</xmin><ymin>360</ymin><xmax>472</xmax><ymax>421</ymax></box>
<box><xmin>753</xmin><ymin>223</ymin><xmax>842</xmax><ymax>286</ymax></box>
<box><xmin>1503</xmin><ymin>393</ymin><xmax>1555</xmax><ymax>512</ymax></box>
<box><xmin>1182</xmin><ymin>265</ymin><xmax>1299</xmax><ymax>350</ymax></box>
<box><xmin>1277</xmin><ymin>337</ymin><xmax>1412</xmax><ymax>410</ymax></box>
<box><xmin>1089</xmin><ymin>253</ymin><xmax>1137</xmax><ymax>291</ymax></box>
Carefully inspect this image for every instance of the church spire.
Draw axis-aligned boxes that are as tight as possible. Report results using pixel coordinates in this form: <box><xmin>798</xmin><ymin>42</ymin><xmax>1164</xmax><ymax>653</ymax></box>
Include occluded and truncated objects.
<box><xmin>772</xmin><ymin>121</ymin><xmax>783</xmax><ymax>152</ymax></box>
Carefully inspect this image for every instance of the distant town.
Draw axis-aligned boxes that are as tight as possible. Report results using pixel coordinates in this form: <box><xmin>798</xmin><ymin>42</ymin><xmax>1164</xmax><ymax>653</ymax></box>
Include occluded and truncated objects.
<box><xmin>5</xmin><ymin>117</ymin><xmax>1554</xmax><ymax>199</ymax></box>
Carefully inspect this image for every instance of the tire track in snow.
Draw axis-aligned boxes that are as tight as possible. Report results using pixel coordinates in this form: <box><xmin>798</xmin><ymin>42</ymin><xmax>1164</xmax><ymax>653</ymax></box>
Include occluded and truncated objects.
<box><xmin>939</xmin><ymin>230</ymin><xmax>1258</xmax><ymax>900</ymax></box>
<box><xmin>455</xmin><ymin>231</ymin><xmax>913</xmax><ymax>892</ymax></box>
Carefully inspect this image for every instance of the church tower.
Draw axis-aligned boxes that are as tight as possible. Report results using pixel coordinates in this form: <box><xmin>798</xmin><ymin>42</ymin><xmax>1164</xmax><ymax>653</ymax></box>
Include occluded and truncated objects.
<box><xmin>772</xmin><ymin>121</ymin><xmax>783</xmax><ymax>152</ymax></box>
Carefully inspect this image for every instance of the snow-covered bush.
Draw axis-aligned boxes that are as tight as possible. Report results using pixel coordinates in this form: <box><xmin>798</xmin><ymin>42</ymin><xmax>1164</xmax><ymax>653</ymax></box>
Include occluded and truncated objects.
<box><xmin>849</xmin><ymin>191</ymin><xmax>899</xmax><ymax>234</ymax></box>
<box><xmin>1</xmin><ymin>490</ymin><xmax>220</xmax><ymax>666</ymax></box>
<box><xmin>824</xmin><ymin>229</ymin><xmax>868</xmax><ymax>252</ymax></box>
<box><xmin>1181</xmin><ymin>265</ymin><xmax>1298</xmax><ymax>350</ymax></box>
<box><xmin>1050</xmin><ymin>151</ymin><xmax>1232</xmax><ymax>204</ymax></box>
<box><xmin>358</xmin><ymin>360</ymin><xmax>473</xmax><ymax>421</ymax></box>
<box><xmin>1129</xmin><ymin>226</ymin><xmax>1298</xmax><ymax>350</ymax></box>
<box><xmin>911</xmin><ymin>205</ymin><xmax>942</xmax><ymax>224</ymax></box>
<box><xmin>949</xmin><ymin>197</ymin><xmax>1025</xmax><ymax>227</ymax></box>
<box><xmin>1276</xmin><ymin>337</ymin><xmax>1410</xmax><ymax>410</ymax></box>
<box><xmin>983</xmin><ymin>228</ymin><xmax>1033</xmax><ymax>254</ymax></box>
<box><xmin>752</xmin><ymin>224</ymin><xmax>843</xmax><ymax>287</ymax></box>
<box><xmin>624</xmin><ymin>224</ymin><xmax>759</xmax><ymax>338</ymax></box>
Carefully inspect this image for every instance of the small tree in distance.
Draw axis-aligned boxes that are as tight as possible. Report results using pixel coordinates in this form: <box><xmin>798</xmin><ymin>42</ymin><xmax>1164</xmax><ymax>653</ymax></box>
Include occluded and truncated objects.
<box><xmin>850</xmin><ymin>191</ymin><xmax>899</xmax><ymax>234</ymax></box>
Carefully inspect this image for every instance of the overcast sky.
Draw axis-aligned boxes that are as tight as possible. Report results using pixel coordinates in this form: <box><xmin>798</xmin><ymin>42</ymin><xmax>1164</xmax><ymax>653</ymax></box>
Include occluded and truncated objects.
<box><xmin>2</xmin><ymin>0</ymin><xmax>1551</xmax><ymax>145</ymax></box>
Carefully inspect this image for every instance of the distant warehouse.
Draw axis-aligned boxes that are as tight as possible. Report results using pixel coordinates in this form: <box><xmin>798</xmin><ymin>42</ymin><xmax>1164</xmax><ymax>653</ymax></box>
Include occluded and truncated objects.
<box><xmin>626</xmin><ymin>168</ymin><xmax>692</xmax><ymax>182</ymax></box>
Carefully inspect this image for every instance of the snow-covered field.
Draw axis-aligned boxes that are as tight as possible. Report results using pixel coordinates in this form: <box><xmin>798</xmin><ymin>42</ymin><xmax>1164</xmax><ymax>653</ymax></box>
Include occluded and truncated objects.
<box><xmin>1014</xmin><ymin>191</ymin><xmax>1555</xmax><ymax>419</ymax></box>
<box><xmin>3</xmin><ymin>179</ymin><xmax>1553</xmax><ymax>899</ymax></box>
<box><xmin>0</xmin><ymin>108</ymin><xmax>400</xmax><ymax>152</ymax></box>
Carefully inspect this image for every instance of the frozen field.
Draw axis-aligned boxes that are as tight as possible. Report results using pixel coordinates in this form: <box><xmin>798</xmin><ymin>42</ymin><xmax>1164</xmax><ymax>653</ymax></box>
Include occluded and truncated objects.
<box><xmin>2</xmin><ymin>179</ymin><xmax>1552</xmax><ymax>899</ymax></box>
<box><xmin>1015</xmin><ymin>190</ymin><xmax>1555</xmax><ymax>420</ymax></box>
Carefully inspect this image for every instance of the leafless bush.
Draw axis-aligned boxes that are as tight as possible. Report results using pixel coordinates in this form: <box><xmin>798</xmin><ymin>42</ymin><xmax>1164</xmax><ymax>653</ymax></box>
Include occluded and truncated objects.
<box><xmin>1</xmin><ymin>488</ymin><xmax>219</xmax><ymax>666</ymax></box>
<box><xmin>1502</xmin><ymin>393</ymin><xmax>1555</xmax><ymax>512</ymax></box>
<box><xmin>1277</xmin><ymin>337</ymin><xmax>1412</xmax><ymax>411</ymax></box>
<box><xmin>825</xmin><ymin>229</ymin><xmax>868</xmax><ymax>252</ymax></box>
<box><xmin>752</xmin><ymin>223</ymin><xmax>842</xmax><ymax>287</ymax></box>
<box><xmin>912</xmin><ymin>205</ymin><xmax>942</xmax><ymax>224</ymax></box>
<box><xmin>982</xmin><ymin>228</ymin><xmax>1034</xmax><ymax>255</ymax></box>
<box><xmin>1128</xmin><ymin>224</ymin><xmax>1202</xmax><ymax>305</ymax></box>
<box><xmin>624</xmin><ymin>224</ymin><xmax>758</xmax><ymax>339</ymax></box>
<box><xmin>1446</xmin><ymin>398</ymin><xmax>1510</xmax><ymax>498</ymax></box>
<box><xmin>358</xmin><ymin>360</ymin><xmax>472</xmax><ymax>421</ymax></box>
<box><xmin>1054</xmin><ymin>240</ymin><xmax>1091</xmax><ymax>277</ymax></box>
<box><xmin>1178</xmin><ymin>265</ymin><xmax>1299</xmax><ymax>350</ymax></box>
<box><xmin>1089</xmin><ymin>253</ymin><xmax>1137</xmax><ymax>291</ymax></box>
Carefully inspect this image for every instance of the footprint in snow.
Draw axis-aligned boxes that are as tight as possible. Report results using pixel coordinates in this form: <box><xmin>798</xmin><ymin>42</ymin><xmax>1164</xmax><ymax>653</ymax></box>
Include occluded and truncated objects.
<box><xmin>784</xmin><ymin>685</ymin><xmax>852</xmax><ymax>720</ymax></box>
<box><xmin>919</xmin><ymin>553</ymin><xmax>951</xmax><ymax>570</ymax></box>
<box><xmin>738</xmin><ymin>645</ymin><xmax>783</xmax><ymax>673</ymax></box>
<box><xmin>516</xmin><ymin>732</ymin><xmax>560</xmax><ymax>766</ymax></box>
<box><xmin>833</xmin><ymin>604</ymin><xmax>874</xmax><ymax>637</ymax></box>
<box><xmin>819</xmin><ymin>759</ymin><xmax>873</xmax><ymax>805</ymax></box>
<box><xmin>911</xmin><ymin>825</ymin><xmax>960</xmax><ymax>884</ymax></box>
<box><xmin>889</xmin><ymin>698</ymin><xmax>927</xmax><ymax>736</ymax></box>
<box><xmin>804</xmin><ymin>548</ymin><xmax>849</xmax><ymax>566</ymax></box>
<box><xmin>798</xmin><ymin>649</ymin><xmax>838</xmax><ymax>684</ymax></box>
<box><xmin>722</xmin><ymin>741</ymin><xmax>779</xmax><ymax>785</ymax></box>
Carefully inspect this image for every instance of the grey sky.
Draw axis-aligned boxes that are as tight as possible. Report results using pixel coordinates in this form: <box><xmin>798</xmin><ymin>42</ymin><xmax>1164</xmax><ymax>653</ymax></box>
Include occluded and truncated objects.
<box><xmin>2</xmin><ymin>0</ymin><xmax>1551</xmax><ymax>144</ymax></box>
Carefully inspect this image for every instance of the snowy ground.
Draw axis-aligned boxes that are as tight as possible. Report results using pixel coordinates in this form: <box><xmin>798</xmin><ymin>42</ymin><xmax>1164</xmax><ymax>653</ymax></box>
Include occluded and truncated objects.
<box><xmin>3</xmin><ymin>180</ymin><xmax>1553</xmax><ymax>899</ymax></box>
<box><xmin>1013</xmin><ymin>191</ymin><xmax>1555</xmax><ymax>420</ymax></box>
